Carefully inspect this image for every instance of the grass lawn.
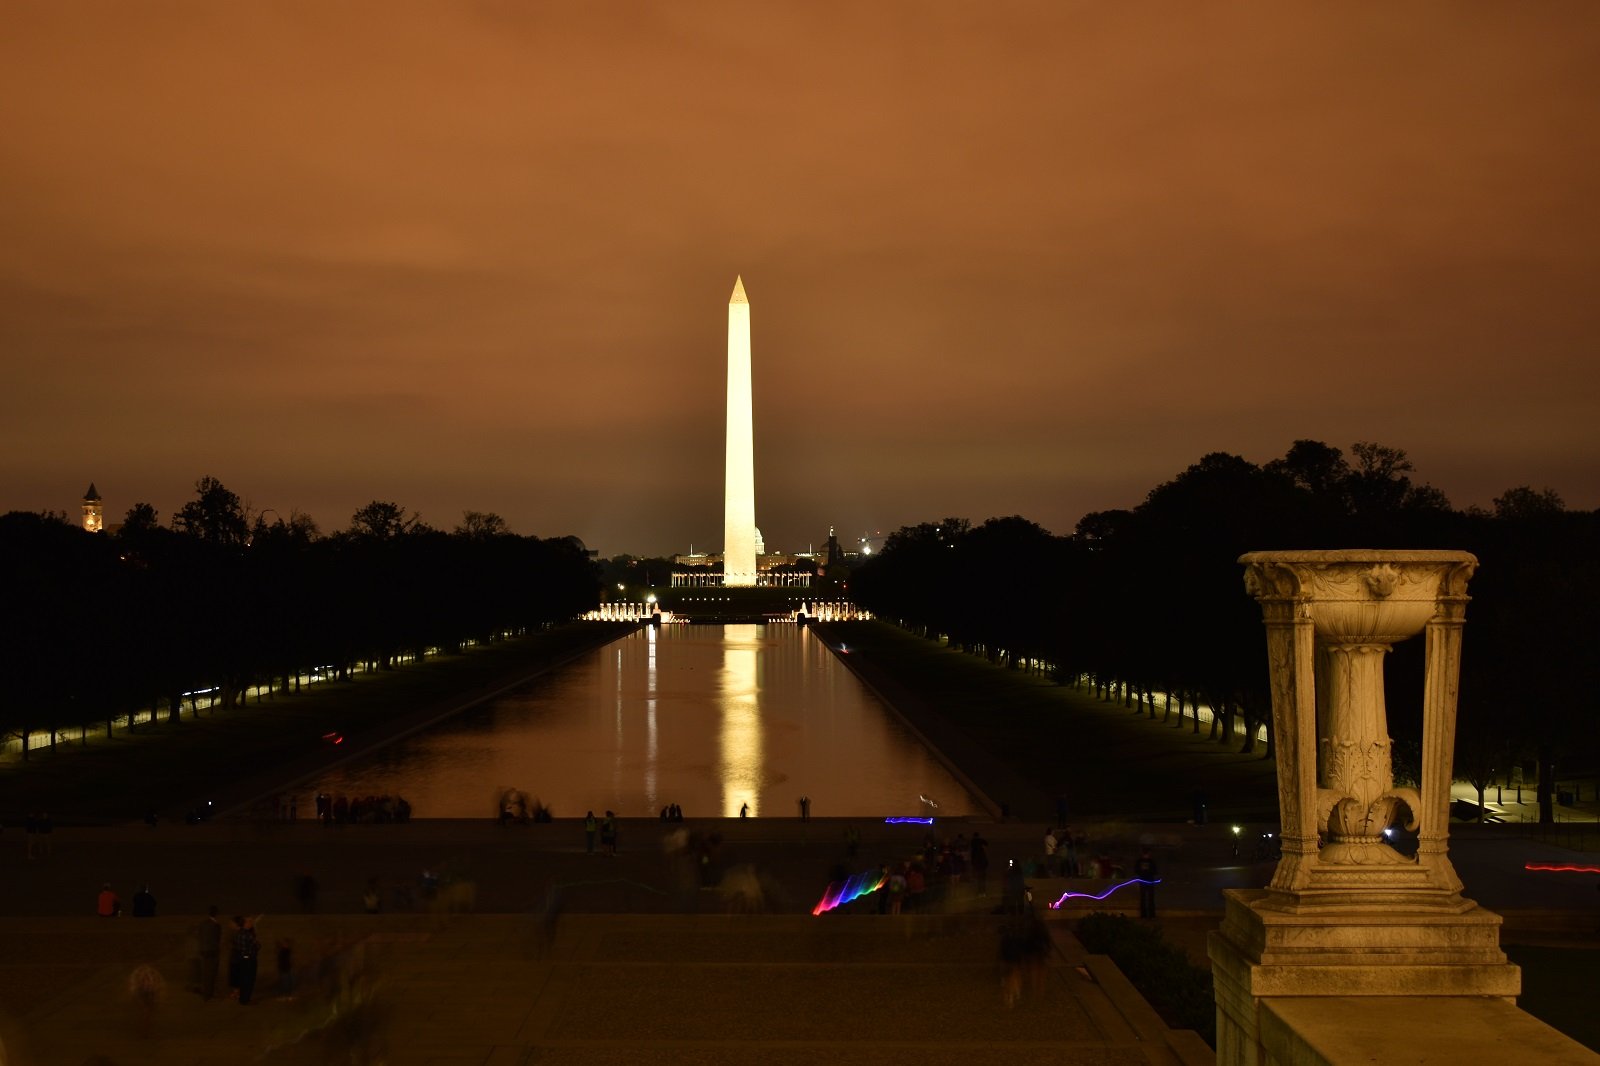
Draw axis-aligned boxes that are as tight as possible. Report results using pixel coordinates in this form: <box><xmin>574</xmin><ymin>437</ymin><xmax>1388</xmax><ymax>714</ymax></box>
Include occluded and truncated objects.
<box><xmin>825</xmin><ymin>620</ymin><xmax>1279</xmax><ymax>822</ymax></box>
<box><xmin>0</xmin><ymin>622</ymin><xmax>635</xmax><ymax>823</ymax></box>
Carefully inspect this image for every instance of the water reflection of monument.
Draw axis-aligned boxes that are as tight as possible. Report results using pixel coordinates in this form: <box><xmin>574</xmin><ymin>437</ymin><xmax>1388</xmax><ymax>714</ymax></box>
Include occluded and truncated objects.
<box><xmin>718</xmin><ymin>624</ymin><xmax>763</xmax><ymax>817</ymax></box>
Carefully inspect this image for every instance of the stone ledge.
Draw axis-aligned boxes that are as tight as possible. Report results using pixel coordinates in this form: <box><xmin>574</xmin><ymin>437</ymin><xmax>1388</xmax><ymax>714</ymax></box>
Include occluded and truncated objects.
<box><xmin>1083</xmin><ymin>956</ymin><xmax>1213</xmax><ymax>1066</ymax></box>
<box><xmin>1261</xmin><ymin>996</ymin><xmax>1599</xmax><ymax>1065</ymax></box>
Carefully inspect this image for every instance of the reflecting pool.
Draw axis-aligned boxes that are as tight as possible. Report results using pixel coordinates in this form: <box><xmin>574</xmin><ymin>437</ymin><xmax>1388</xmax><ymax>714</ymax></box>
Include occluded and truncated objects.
<box><xmin>307</xmin><ymin>624</ymin><xmax>977</xmax><ymax>819</ymax></box>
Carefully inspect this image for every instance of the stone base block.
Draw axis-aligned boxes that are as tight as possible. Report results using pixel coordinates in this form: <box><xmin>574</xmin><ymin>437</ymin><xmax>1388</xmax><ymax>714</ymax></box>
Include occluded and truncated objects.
<box><xmin>1210</xmin><ymin>889</ymin><xmax>1525</xmax><ymax>1066</ymax></box>
<box><xmin>1216</xmin><ymin>888</ymin><xmax>1517</xmax><ymax>984</ymax></box>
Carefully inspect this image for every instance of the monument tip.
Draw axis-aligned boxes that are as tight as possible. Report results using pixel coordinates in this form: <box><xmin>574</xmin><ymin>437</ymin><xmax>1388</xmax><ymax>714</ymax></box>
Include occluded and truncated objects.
<box><xmin>730</xmin><ymin>276</ymin><xmax>748</xmax><ymax>305</ymax></box>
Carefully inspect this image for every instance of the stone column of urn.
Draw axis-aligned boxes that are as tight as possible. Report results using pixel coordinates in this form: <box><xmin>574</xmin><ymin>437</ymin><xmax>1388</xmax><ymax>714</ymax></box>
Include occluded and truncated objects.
<box><xmin>1209</xmin><ymin>551</ymin><xmax>1519</xmax><ymax>1066</ymax></box>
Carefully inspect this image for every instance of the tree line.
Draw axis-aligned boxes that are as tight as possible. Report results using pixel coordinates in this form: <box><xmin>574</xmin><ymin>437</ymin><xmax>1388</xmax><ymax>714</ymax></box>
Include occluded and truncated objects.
<box><xmin>0</xmin><ymin>478</ymin><xmax>599</xmax><ymax>757</ymax></box>
<box><xmin>850</xmin><ymin>441</ymin><xmax>1598</xmax><ymax>823</ymax></box>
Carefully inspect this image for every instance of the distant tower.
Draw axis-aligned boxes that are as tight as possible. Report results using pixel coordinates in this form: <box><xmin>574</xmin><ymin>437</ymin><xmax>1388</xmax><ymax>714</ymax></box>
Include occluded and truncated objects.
<box><xmin>82</xmin><ymin>483</ymin><xmax>104</xmax><ymax>533</ymax></box>
<box><xmin>723</xmin><ymin>276</ymin><xmax>757</xmax><ymax>586</ymax></box>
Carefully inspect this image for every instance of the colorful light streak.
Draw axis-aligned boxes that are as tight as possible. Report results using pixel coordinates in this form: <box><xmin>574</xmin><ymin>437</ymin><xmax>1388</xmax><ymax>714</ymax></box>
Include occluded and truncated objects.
<box><xmin>1524</xmin><ymin>862</ymin><xmax>1600</xmax><ymax>874</ymax></box>
<box><xmin>884</xmin><ymin>817</ymin><xmax>934</xmax><ymax>825</ymax></box>
<box><xmin>1047</xmin><ymin>878</ymin><xmax>1161</xmax><ymax>910</ymax></box>
<box><xmin>811</xmin><ymin>868</ymin><xmax>887</xmax><ymax>915</ymax></box>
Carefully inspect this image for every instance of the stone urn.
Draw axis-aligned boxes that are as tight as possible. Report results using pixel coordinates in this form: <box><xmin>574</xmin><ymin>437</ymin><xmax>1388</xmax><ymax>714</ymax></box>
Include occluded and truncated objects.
<box><xmin>1237</xmin><ymin>550</ymin><xmax>1477</xmax><ymax>909</ymax></box>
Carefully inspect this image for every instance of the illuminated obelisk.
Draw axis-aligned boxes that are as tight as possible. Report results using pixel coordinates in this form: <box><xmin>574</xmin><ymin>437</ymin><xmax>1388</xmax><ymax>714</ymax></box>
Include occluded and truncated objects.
<box><xmin>723</xmin><ymin>276</ymin><xmax>757</xmax><ymax>586</ymax></box>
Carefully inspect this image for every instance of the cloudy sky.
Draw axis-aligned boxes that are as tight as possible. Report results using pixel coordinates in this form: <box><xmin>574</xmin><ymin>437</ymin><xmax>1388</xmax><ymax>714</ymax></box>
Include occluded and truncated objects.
<box><xmin>3</xmin><ymin>2</ymin><xmax>1597</xmax><ymax>555</ymax></box>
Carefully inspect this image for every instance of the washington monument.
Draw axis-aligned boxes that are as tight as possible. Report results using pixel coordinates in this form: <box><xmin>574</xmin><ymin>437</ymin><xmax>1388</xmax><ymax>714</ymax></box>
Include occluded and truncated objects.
<box><xmin>724</xmin><ymin>276</ymin><xmax>756</xmax><ymax>586</ymax></box>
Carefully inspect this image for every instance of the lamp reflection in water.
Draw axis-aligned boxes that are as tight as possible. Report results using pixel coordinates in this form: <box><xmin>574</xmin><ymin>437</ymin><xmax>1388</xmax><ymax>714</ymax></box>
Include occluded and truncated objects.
<box><xmin>719</xmin><ymin>624</ymin><xmax>762</xmax><ymax>817</ymax></box>
<box><xmin>645</xmin><ymin>623</ymin><xmax>658</xmax><ymax>805</ymax></box>
<box><xmin>611</xmin><ymin>643</ymin><xmax>625</xmax><ymax>795</ymax></box>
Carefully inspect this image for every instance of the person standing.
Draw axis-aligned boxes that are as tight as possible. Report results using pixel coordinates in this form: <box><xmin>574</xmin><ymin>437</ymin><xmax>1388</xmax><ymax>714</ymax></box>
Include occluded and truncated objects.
<box><xmin>231</xmin><ymin>916</ymin><xmax>261</xmax><ymax>1004</ymax></box>
<box><xmin>584</xmin><ymin>811</ymin><xmax>597</xmax><ymax>854</ymax></box>
<box><xmin>1043</xmin><ymin>826</ymin><xmax>1059</xmax><ymax>876</ymax></box>
<box><xmin>739</xmin><ymin>802</ymin><xmax>749</xmax><ymax>819</ymax></box>
<box><xmin>1134</xmin><ymin>847</ymin><xmax>1159</xmax><ymax>919</ymax></box>
<box><xmin>276</xmin><ymin>937</ymin><xmax>295</xmax><ymax>998</ymax></box>
<box><xmin>601</xmin><ymin>811</ymin><xmax>617</xmax><ymax>857</ymax></box>
<box><xmin>193</xmin><ymin>906</ymin><xmax>222</xmax><ymax>999</ymax></box>
<box><xmin>887</xmin><ymin>865</ymin><xmax>907</xmax><ymax>915</ymax></box>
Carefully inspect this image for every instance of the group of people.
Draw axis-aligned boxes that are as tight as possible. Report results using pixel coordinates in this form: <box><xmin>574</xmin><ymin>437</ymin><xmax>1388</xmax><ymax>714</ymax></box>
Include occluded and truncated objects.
<box><xmin>584</xmin><ymin>810</ymin><xmax>618</xmax><ymax>855</ymax></box>
<box><xmin>1042</xmin><ymin>825</ymin><xmax>1161</xmax><ymax>918</ymax></box>
<box><xmin>313</xmin><ymin>792</ymin><xmax>412</xmax><ymax>825</ymax></box>
<box><xmin>1042</xmin><ymin>824</ymin><xmax>1123</xmax><ymax>879</ymax></box>
<box><xmin>187</xmin><ymin>908</ymin><xmax>298</xmax><ymax>1005</ymax></box>
<box><xmin>847</xmin><ymin>829</ymin><xmax>991</xmax><ymax>916</ymax></box>
<box><xmin>657</xmin><ymin>803</ymin><xmax>687</xmax><ymax>821</ymax></box>
<box><xmin>95</xmin><ymin>882</ymin><xmax>157</xmax><ymax>917</ymax></box>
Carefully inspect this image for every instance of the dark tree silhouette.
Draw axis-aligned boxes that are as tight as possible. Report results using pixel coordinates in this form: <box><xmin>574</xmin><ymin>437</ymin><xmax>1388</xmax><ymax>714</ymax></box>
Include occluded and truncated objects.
<box><xmin>171</xmin><ymin>477</ymin><xmax>249</xmax><ymax>545</ymax></box>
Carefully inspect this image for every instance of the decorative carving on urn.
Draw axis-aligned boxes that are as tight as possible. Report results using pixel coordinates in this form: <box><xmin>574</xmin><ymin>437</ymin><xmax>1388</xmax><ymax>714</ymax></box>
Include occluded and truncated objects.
<box><xmin>1361</xmin><ymin>562</ymin><xmax>1399</xmax><ymax>598</ymax></box>
<box><xmin>1239</xmin><ymin>550</ymin><xmax>1478</xmax><ymax>908</ymax></box>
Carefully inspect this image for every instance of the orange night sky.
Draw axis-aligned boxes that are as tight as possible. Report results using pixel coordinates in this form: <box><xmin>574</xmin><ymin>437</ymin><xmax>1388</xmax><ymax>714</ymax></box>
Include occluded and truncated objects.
<box><xmin>2</xmin><ymin>2</ymin><xmax>1597</xmax><ymax>555</ymax></box>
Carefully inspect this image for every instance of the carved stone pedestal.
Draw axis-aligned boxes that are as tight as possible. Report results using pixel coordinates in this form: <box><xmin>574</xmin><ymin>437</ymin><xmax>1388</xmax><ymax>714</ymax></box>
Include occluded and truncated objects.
<box><xmin>1211</xmin><ymin>889</ymin><xmax>1520</xmax><ymax>1065</ymax></box>
<box><xmin>1210</xmin><ymin>551</ymin><xmax>1526</xmax><ymax>1066</ymax></box>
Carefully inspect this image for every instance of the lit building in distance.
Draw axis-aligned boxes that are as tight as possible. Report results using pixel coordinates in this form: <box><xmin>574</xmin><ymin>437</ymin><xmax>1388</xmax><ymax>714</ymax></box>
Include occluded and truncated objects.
<box><xmin>82</xmin><ymin>483</ymin><xmax>103</xmax><ymax>533</ymax></box>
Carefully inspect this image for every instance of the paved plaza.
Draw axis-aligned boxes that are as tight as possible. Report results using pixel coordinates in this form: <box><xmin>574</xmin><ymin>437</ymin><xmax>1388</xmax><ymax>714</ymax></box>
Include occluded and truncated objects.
<box><xmin>0</xmin><ymin>910</ymin><xmax>1225</xmax><ymax>1066</ymax></box>
<box><xmin>4</xmin><ymin>813</ymin><xmax>1598</xmax><ymax>1064</ymax></box>
<box><xmin>2</xmin><ymin>817</ymin><xmax>1219</xmax><ymax>1065</ymax></box>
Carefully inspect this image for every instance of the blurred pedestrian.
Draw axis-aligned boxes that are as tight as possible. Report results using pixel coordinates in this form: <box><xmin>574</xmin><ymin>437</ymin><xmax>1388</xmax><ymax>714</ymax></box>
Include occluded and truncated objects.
<box><xmin>128</xmin><ymin>963</ymin><xmax>165</xmax><ymax>1036</ymax></box>
<box><xmin>276</xmin><ymin>937</ymin><xmax>296</xmax><ymax>997</ymax></box>
<box><xmin>1134</xmin><ymin>847</ymin><xmax>1159</xmax><ymax>919</ymax></box>
<box><xmin>192</xmin><ymin>905</ymin><xmax>222</xmax><ymax>999</ymax></box>
<box><xmin>970</xmin><ymin>832</ymin><xmax>990</xmax><ymax>897</ymax></box>
<box><xmin>584</xmin><ymin>810</ymin><xmax>597</xmax><ymax>854</ymax></box>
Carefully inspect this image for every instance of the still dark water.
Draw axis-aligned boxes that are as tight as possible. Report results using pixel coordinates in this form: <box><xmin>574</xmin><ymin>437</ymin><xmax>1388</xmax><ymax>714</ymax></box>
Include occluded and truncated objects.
<box><xmin>308</xmin><ymin>624</ymin><xmax>976</xmax><ymax>819</ymax></box>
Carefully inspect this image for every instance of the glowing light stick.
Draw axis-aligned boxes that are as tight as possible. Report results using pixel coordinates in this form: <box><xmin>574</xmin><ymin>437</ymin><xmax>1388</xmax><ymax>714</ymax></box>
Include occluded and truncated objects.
<box><xmin>885</xmin><ymin>817</ymin><xmax>934</xmax><ymax>825</ymax></box>
<box><xmin>1047</xmin><ymin>878</ymin><xmax>1161</xmax><ymax>910</ymax></box>
<box><xmin>811</xmin><ymin>868</ymin><xmax>887</xmax><ymax>915</ymax></box>
<box><xmin>1524</xmin><ymin>862</ymin><xmax>1600</xmax><ymax>874</ymax></box>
